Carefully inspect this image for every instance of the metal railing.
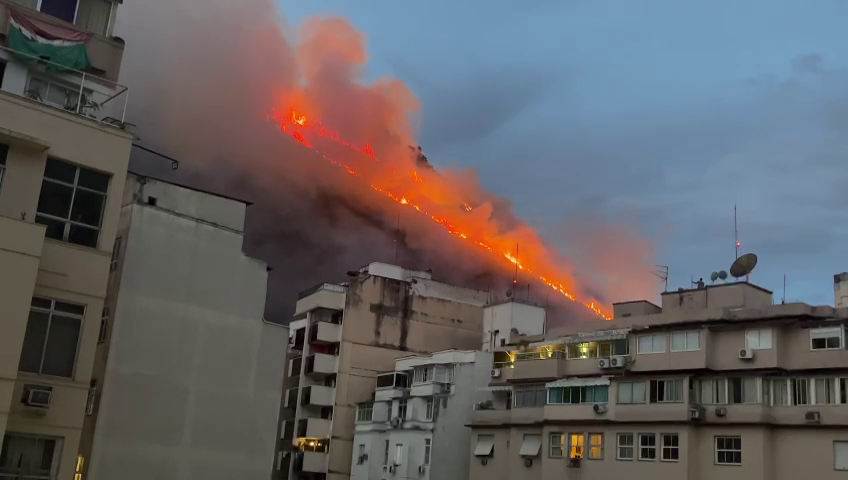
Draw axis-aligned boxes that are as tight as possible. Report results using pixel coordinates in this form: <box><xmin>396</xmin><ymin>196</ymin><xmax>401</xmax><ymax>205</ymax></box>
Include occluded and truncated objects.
<box><xmin>514</xmin><ymin>350</ymin><xmax>565</xmax><ymax>361</ymax></box>
<box><xmin>0</xmin><ymin>44</ymin><xmax>128</xmax><ymax>126</ymax></box>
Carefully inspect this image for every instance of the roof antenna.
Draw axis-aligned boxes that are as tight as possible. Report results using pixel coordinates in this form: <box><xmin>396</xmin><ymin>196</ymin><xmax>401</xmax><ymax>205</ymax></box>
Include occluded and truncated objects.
<box><xmin>782</xmin><ymin>274</ymin><xmax>786</xmax><ymax>304</ymax></box>
<box><xmin>652</xmin><ymin>265</ymin><xmax>669</xmax><ymax>292</ymax></box>
<box><xmin>734</xmin><ymin>204</ymin><xmax>740</xmax><ymax>260</ymax></box>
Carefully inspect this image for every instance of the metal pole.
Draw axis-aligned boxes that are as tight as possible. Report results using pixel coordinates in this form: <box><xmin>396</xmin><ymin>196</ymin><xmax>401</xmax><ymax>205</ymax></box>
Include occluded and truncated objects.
<box><xmin>121</xmin><ymin>88</ymin><xmax>129</xmax><ymax>123</ymax></box>
<box><xmin>734</xmin><ymin>205</ymin><xmax>739</xmax><ymax>259</ymax></box>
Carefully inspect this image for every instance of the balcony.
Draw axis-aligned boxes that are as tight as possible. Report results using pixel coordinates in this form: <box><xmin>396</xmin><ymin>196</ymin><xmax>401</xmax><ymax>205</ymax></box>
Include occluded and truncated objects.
<box><xmin>297</xmin><ymin>418</ymin><xmax>331</xmax><ymax>438</ymax></box>
<box><xmin>305</xmin><ymin>353</ymin><xmax>338</xmax><ymax>377</ymax></box>
<box><xmin>309</xmin><ymin>321</ymin><xmax>341</xmax><ymax>345</ymax></box>
<box><xmin>294</xmin><ymin>451</ymin><xmax>328</xmax><ymax>473</ymax></box>
<box><xmin>0</xmin><ymin>1</ymin><xmax>125</xmax><ymax>82</ymax></box>
<box><xmin>284</xmin><ymin>387</ymin><xmax>299</xmax><ymax>409</ymax></box>
<box><xmin>295</xmin><ymin>283</ymin><xmax>346</xmax><ymax>315</ymax></box>
<box><xmin>290</xmin><ymin>327</ymin><xmax>305</xmax><ymax>352</ymax></box>
<box><xmin>301</xmin><ymin>385</ymin><xmax>335</xmax><ymax>407</ymax></box>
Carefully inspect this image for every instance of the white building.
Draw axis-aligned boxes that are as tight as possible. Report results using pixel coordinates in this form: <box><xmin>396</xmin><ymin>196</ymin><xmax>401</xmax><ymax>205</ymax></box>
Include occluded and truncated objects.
<box><xmin>350</xmin><ymin>350</ymin><xmax>493</xmax><ymax>480</ymax></box>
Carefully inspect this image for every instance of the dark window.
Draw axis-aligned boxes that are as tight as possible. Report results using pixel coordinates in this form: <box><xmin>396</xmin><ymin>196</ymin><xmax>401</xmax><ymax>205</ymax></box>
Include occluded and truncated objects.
<box><xmin>36</xmin><ymin>158</ymin><xmax>109</xmax><ymax>248</ymax></box>
<box><xmin>0</xmin><ymin>143</ymin><xmax>7</xmax><ymax>194</ymax></box>
<box><xmin>19</xmin><ymin>297</ymin><xmax>84</xmax><ymax>378</ymax></box>
<box><xmin>39</xmin><ymin>0</ymin><xmax>79</xmax><ymax>23</ymax></box>
<box><xmin>0</xmin><ymin>434</ymin><xmax>57</xmax><ymax>478</ymax></box>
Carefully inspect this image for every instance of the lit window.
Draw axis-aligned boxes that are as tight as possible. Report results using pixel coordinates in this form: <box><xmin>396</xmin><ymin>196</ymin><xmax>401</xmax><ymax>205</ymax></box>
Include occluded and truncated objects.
<box><xmin>745</xmin><ymin>328</ymin><xmax>773</xmax><ymax>350</ymax></box>
<box><xmin>638</xmin><ymin>433</ymin><xmax>656</xmax><ymax>460</ymax></box>
<box><xmin>617</xmin><ymin>381</ymin><xmax>646</xmax><ymax>404</ymax></box>
<box><xmin>36</xmin><ymin>158</ymin><xmax>110</xmax><ymax>248</ymax></box>
<box><xmin>549</xmin><ymin>433</ymin><xmax>564</xmax><ymax>458</ymax></box>
<box><xmin>637</xmin><ymin>334</ymin><xmax>666</xmax><ymax>354</ymax></box>
<box><xmin>616</xmin><ymin>433</ymin><xmax>634</xmax><ymax>460</ymax></box>
<box><xmin>568</xmin><ymin>433</ymin><xmax>584</xmax><ymax>459</ymax></box>
<box><xmin>19</xmin><ymin>297</ymin><xmax>85</xmax><ymax>378</ymax></box>
<box><xmin>811</xmin><ymin>326</ymin><xmax>843</xmax><ymax>351</ymax></box>
<box><xmin>715</xmin><ymin>436</ymin><xmax>741</xmax><ymax>465</ymax></box>
<box><xmin>671</xmin><ymin>331</ymin><xmax>700</xmax><ymax>352</ymax></box>
<box><xmin>661</xmin><ymin>434</ymin><xmax>679</xmax><ymax>461</ymax></box>
<box><xmin>588</xmin><ymin>434</ymin><xmax>603</xmax><ymax>459</ymax></box>
<box><xmin>649</xmin><ymin>379</ymin><xmax>684</xmax><ymax>403</ymax></box>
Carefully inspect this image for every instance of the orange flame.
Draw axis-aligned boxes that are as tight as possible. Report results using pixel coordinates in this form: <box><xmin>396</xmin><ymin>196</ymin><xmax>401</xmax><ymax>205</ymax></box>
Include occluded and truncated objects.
<box><xmin>272</xmin><ymin>108</ymin><xmax>611</xmax><ymax>320</ymax></box>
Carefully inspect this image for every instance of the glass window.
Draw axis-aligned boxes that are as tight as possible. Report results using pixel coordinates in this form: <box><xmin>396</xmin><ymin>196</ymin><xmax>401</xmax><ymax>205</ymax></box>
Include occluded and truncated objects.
<box><xmin>661</xmin><ymin>434</ymin><xmax>679</xmax><ymax>461</ymax></box>
<box><xmin>19</xmin><ymin>297</ymin><xmax>84</xmax><ymax>378</ymax></box>
<box><xmin>548</xmin><ymin>385</ymin><xmax>608</xmax><ymax>404</ymax></box>
<box><xmin>671</xmin><ymin>331</ymin><xmax>700</xmax><ymax>352</ymax></box>
<box><xmin>514</xmin><ymin>385</ymin><xmax>547</xmax><ymax>408</ymax></box>
<box><xmin>772</xmin><ymin>379</ymin><xmax>789</xmax><ymax>406</ymax></box>
<box><xmin>568</xmin><ymin>433</ymin><xmax>584</xmax><ymax>459</ymax></box>
<box><xmin>649</xmin><ymin>379</ymin><xmax>684</xmax><ymax>403</ymax></box>
<box><xmin>728</xmin><ymin>378</ymin><xmax>758</xmax><ymax>404</ymax></box>
<box><xmin>815</xmin><ymin>378</ymin><xmax>837</xmax><ymax>405</ymax></box>
<box><xmin>357</xmin><ymin>403</ymin><xmax>373</xmax><ymax>422</ymax></box>
<box><xmin>834</xmin><ymin>441</ymin><xmax>848</xmax><ymax>470</ymax></box>
<box><xmin>75</xmin><ymin>0</ymin><xmax>113</xmax><ymax>36</ymax></box>
<box><xmin>549</xmin><ymin>433</ymin><xmax>564</xmax><ymax>458</ymax></box>
<box><xmin>36</xmin><ymin>158</ymin><xmax>110</xmax><ymax>248</ymax></box>
<box><xmin>745</xmin><ymin>328</ymin><xmax>773</xmax><ymax>350</ymax></box>
<box><xmin>715</xmin><ymin>436</ymin><xmax>742</xmax><ymax>465</ymax></box>
<box><xmin>98</xmin><ymin>306</ymin><xmax>109</xmax><ymax>343</ymax></box>
<box><xmin>638</xmin><ymin>433</ymin><xmax>656</xmax><ymax>460</ymax></box>
<box><xmin>698</xmin><ymin>378</ymin><xmax>727</xmax><ymax>404</ymax></box>
<box><xmin>617</xmin><ymin>381</ymin><xmax>646</xmax><ymax>404</ymax></box>
<box><xmin>425</xmin><ymin>397</ymin><xmax>434</xmax><ymax>420</ymax></box>
<box><xmin>397</xmin><ymin>399</ymin><xmax>407</xmax><ymax>419</ymax></box>
<box><xmin>0</xmin><ymin>434</ymin><xmax>58</xmax><ymax>479</ymax></box>
<box><xmin>0</xmin><ymin>143</ymin><xmax>7</xmax><ymax>194</ymax></box>
<box><xmin>423</xmin><ymin>438</ymin><xmax>431</xmax><ymax>465</ymax></box>
<box><xmin>792</xmin><ymin>378</ymin><xmax>809</xmax><ymax>406</ymax></box>
<box><xmin>394</xmin><ymin>444</ymin><xmax>403</xmax><ymax>465</ymax></box>
<box><xmin>617</xmin><ymin>433</ymin><xmax>634</xmax><ymax>460</ymax></box>
<box><xmin>588</xmin><ymin>434</ymin><xmax>603</xmax><ymax>459</ymax></box>
<box><xmin>637</xmin><ymin>334</ymin><xmax>666</xmax><ymax>354</ymax></box>
<box><xmin>811</xmin><ymin>327</ymin><xmax>843</xmax><ymax>350</ymax></box>
<box><xmin>383</xmin><ymin>440</ymin><xmax>390</xmax><ymax>467</ymax></box>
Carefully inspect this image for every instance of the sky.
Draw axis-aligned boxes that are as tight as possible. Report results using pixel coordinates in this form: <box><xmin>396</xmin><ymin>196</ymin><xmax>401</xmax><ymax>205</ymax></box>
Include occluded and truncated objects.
<box><xmin>276</xmin><ymin>0</ymin><xmax>848</xmax><ymax>306</ymax></box>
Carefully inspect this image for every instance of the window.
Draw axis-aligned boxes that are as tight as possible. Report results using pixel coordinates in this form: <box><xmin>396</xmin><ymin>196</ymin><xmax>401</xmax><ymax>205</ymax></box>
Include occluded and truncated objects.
<box><xmin>637</xmin><ymin>334</ymin><xmax>666</xmax><ymax>354</ymax></box>
<box><xmin>357</xmin><ymin>444</ymin><xmax>365</xmax><ymax>464</ymax></box>
<box><xmin>811</xmin><ymin>326</ymin><xmax>843</xmax><ymax>350</ymax></box>
<box><xmin>649</xmin><ymin>379</ymin><xmax>683</xmax><ymax>403</ymax></box>
<box><xmin>75</xmin><ymin>0</ymin><xmax>113</xmax><ymax>36</ymax></box>
<box><xmin>841</xmin><ymin>378</ymin><xmax>848</xmax><ymax>404</ymax></box>
<box><xmin>661</xmin><ymin>434</ymin><xmax>679</xmax><ymax>461</ymax></box>
<box><xmin>474</xmin><ymin>435</ymin><xmax>494</xmax><ymax>457</ymax></box>
<box><xmin>0</xmin><ymin>434</ymin><xmax>59</xmax><ymax>479</ymax></box>
<box><xmin>85</xmin><ymin>379</ymin><xmax>97</xmax><ymax>415</ymax></box>
<box><xmin>834</xmin><ymin>441</ymin><xmax>848</xmax><ymax>470</ymax></box>
<box><xmin>745</xmin><ymin>328</ymin><xmax>773</xmax><ymax>350</ymax></box>
<box><xmin>26</xmin><ymin>77</ymin><xmax>96</xmax><ymax>113</ymax></box>
<box><xmin>549</xmin><ymin>433</ymin><xmax>564</xmax><ymax>458</ymax></box>
<box><xmin>397</xmin><ymin>399</ymin><xmax>407</xmax><ymax>420</ymax></box>
<box><xmin>413</xmin><ymin>366</ymin><xmax>432</xmax><ymax>384</ymax></box>
<box><xmin>0</xmin><ymin>143</ymin><xmax>7</xmax><ymax>194</ymax></box>
<box><xmin>566</xmin><ymin>340</ymin><xmax>628</xmax><ymax>359</ymax></box>
<box><xmin>588</xmin><ymin>434</ymin><xmax>603</xmax><ymax>459</ymax></box>
<box><xmin>568</xmin><ymin>433</ymin><xmax>584</xmax><ymax>459</ymax></box>
<box><xmin>357</xmin><ymin>403</ymin><xmax>373</xmax><ymax>422</ymax></box>
<box><xmin>513</xmin><ymin>385</ymin><xmax>547</xmax><ymax>408</ymax></box>
<box><xmin>698</xmin><ymin>378</ymin><xmax>727</xmax><ymax>404</ymax></box>
<box><xmin>19</xmin><ymin>297</ymin><xmax>85</xmax><ymax>378</ymax></box>
<box><xmin>383</xmin><ymin>439</ymin><xmax>390</xmax><ymax>469</ymax></box>
<box><xmin>715</xmin><ymin>436</ymin><xmax>741</xmax><ymax>465</ymax></box>
<box><xmin>638</xmin><ymin>433</ymin><xmax>656</xmax><ymax>460</ymax></box>
<box><xmin>109</xmin><ymin>237</ymin><xmax>122</xmax><ymax>272</ymax></box>
<box><xmin>98</xmin><ymin>306</ymin><xmax>109</xmax><ymax>344</ymax></box>
<box><xmin>617</xmin><ymin>433</ymin><xmax>634</xmax><ymax>460</ymax></box>
<box><xmin>519</xmin><ymin>435</ymin><xmax>542</xmax><ymax>458</ymax></box>
<box><xmin>792</xmin><ymin>378</ymin><xmax>809</xmax><ymax>406</ymax></box>
<box><xmin>671</xmin><ymin>331</ymin><xmax>700</xmax><ymax>352</ymax></box>
<box><xmin>394</xmin><ymin>444</ymin><xmax>403</xmax><ymax>465</ymax></box>
<box><xmin>815</xmin><ymin>378</ymin><xmax>837</xmax><ymax>405</ymax></box>
<box><xmin>772</xmin><ymin>379</ymin><xmax>789</xmax><ymax>406</ymax></box>
<box><xmin>617</xmin><ymin>381</ymin><xmax>646</xmax><ymax>404</ymax></box>
<box><xmin>423</xmin><ymin>438</ymin><xmax>431</xmax><ymax>465</ymax></box>
<box><xmin>425</xmin><ymin>397</ymin><xmax>434</xmax><ymax>420</ymax></box>
<box><xmin>36</xmin><ymin>158</ymin><xmax>110</xmax><ymax>248</ymax></box>
<box><xmin>728</xmin><ymin>377</ymin><xmax>757</xmax><ymax>404</ymax></box>
<box><xmin>548</xmin><ymin>385</ymin><xmax>608</xmax><ymax>404</ymax></box>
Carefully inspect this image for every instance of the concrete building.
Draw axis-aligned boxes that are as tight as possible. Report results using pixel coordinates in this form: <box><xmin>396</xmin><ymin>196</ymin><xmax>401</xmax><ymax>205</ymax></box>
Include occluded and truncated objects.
<box><xmin>835</xmin><ymin>273</ymin><xmax>848</xmax><ymax>308</ymax></box>
<box><xmin>469</xmin><ymin>280</ymin><xmax>848</xmax><ymax>480</ymax></box>
<box><xmin>281</xmin><ymin>263</ymin><xmax>490</xmax><ymax>480</ymax></box>
<box><xmin>350</xmin><ymin>350</ymin><xmax>492</xmax><ymax>480</ymax></box>
<box><xmin>0</xmin><ymin>1</ymin><xmax>133</xmax><ymax>479</ymax></box>
<box><xmin>74</xmin><ymin>174</ymin><xmax>287</xmax><ymax>480</ymax></box>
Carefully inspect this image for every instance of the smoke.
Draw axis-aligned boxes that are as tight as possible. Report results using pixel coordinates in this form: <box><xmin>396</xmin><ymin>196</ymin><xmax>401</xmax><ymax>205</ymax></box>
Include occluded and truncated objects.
<box><xmin>114</xmin><ymin>0</ymin><xmax>654</xmax><ymax>323</ymax></box>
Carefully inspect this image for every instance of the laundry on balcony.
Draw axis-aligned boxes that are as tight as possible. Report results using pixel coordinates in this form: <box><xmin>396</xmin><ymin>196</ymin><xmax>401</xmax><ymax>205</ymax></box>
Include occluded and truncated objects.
<box><xmin>8</xmin><ymin>8</ymin><xmax>92</xmax><ymax>71</ymax></box>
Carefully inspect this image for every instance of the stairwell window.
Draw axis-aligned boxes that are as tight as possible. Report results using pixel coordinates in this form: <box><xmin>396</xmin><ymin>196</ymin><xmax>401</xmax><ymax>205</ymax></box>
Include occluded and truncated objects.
<box><xmin>811</xmin><ymin>326</ymin><xmax>843</xmax><ymax>351</ymax></box>
<box><xmin>649</xmin><ymin>379</ymin><xmax>684</xmax><ymax>403</ymax></box>
<box><xmin>637</xmin><ymin>333</ymin><xmax>667</xmax><ymax>354</ymax></box>
<box><xmin>19</xmin><ymin>297</ymin><xmax>85</xmax><ymax>378</ymax></box>
<box><xmin>0</xmin><ymin>143</ymin><xmax>7</xmax><ymax>195</ymax></box>
<box><xmin>671</xmin><ymin>331</ymin><xmax>700</xmax><ymax>352</ymax></box>
<box><xmin>36</xmin><ymin>158</ymin><xmax>110</xmax><ymax>248</ymax></box>
<box><xmin>423</xmin><ymin>438</ymin><xmax>431</xmax><ymax>465</ymax></box>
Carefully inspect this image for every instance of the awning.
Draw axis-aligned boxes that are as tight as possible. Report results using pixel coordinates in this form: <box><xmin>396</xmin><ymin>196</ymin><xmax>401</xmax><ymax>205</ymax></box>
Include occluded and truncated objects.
<box><xmin>479</xmin><ymin>385</ymin><xmax>513</xmax><ymax>392</ymax></box>
<box><xmin>519</xmin><ymin>435</ymin><xmax>542</xmax><ymax>457</ymax></box>
<box><xmin>546</xmin><ymin>377</ymin><xmax>610</xmax><ymax>388</ymax></box>
<box><xmin>474</xmin><ymin>436</ymin><xmax>495</xmax><ymax>456</ymax></box>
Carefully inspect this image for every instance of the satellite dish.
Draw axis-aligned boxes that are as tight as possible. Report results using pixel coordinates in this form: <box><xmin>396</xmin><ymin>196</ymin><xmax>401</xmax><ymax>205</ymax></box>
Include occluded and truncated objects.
<box><xmin>710</xmin><ymin>272</ymin><xmax>719</xmax><ymax>282</ymax></box>
<box><xmin>718</xmin><ymin>270</ymin><xmax>728</xmax><ymax>280</ymax></box>
<box><xmin>505</xmin><ymin>290</ymin><xmax>513</xmax><ymax>298</ymax></box>
<box><xmin>730</xmin><ymin>253</ymin><xmax>758</xmax><ymax>279</ymax></box>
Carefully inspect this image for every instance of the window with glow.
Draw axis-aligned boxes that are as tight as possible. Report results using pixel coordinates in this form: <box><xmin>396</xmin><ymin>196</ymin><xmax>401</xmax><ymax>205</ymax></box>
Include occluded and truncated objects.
<box><xmin>568</xmin><ymin>433</ymin><xmax>584</xmax><ymax>459</ymax></box>
<box><xmin>588</xmin><ymin>434</ymin><xmax>603</xmax><ymax>459</ymax></box>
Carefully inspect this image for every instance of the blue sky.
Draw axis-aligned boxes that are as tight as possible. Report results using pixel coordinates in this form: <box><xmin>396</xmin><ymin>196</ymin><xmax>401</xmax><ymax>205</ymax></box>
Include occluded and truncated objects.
<box><xmin>279</xmin><ymin>0</ymin><xmax>848</xmax><ymax>305</ymax></box>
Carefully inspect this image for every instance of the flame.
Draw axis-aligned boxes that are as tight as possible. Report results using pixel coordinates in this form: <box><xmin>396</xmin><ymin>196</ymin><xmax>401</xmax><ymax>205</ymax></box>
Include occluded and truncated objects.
<box><xmin>272</xmin><ymin>108</ymin><xmax>611</xmax><ymax>319</ymax></box>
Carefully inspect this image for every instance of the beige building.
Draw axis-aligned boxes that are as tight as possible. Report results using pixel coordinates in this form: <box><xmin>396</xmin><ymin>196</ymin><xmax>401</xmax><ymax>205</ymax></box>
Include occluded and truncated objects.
<box><xmin>0</xmin><ymin>1</ymin><xmax>132</xmax><ymax>479</ymax></box>
<box><xmin>279</xmin><ymin>263</ymin><xmax>490</xmax><ymax>480</ymax></box>
<box><xmin>469</xmin><ymin>281</ymin><xmax>848</xmax><ymax>480</ymax></box>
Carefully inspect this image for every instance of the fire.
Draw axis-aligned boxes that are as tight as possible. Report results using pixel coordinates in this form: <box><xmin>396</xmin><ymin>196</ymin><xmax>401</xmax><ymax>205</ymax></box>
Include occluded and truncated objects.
<box><xmin>272</xmin><ymin>108</ymin><xmax>611</xmax><ymax>320</ymax></box>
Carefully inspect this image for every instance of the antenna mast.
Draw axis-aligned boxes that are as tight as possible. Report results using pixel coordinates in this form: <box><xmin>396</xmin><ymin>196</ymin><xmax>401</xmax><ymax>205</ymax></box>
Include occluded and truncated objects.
<box><xmin>513</xmin><ymin>243</ymin><xmax>519</xmax><ymax>287</ymax></box>
<box><xmin>734</xmin><ymin>204</ymin><xmax>739</xmax><ymax>260</ymax></box>
<box><xmin>652</xmin><ymin>265</ymin><xmax>669</xmax><ymax>292</ymax></box>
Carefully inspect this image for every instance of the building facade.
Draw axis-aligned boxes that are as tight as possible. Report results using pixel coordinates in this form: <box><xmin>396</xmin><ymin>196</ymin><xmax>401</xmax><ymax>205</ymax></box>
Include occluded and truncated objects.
<box><xmin>281</xmin><ymin>263</ymin><xmax>491</xmax><ymax>480</ymax></box>
<box><xmin>76</xmin><ymin>174</ymin><xmax>287</xmax><ymax>480</ymax></box>
<box><xmin>469</xmin><ymin>281</ymin><xmax>848</xmax><ymax>480</ymax></box>
<box><xmin>351</xmin><ymin>350</ymin><xmax>493</xmax><ymax>480</ymax></box>
<box><xmin>0</xmin><ymin>1</ymin><xmax>132</xmax><ymax>479</ymax></box>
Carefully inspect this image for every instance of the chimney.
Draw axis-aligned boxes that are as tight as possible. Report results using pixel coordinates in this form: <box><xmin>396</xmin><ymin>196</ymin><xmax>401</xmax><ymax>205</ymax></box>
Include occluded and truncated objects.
<box><xmin>835</xmin><ymin>273</ymin><xmax>848</xmax><ymax>308</ymax></box>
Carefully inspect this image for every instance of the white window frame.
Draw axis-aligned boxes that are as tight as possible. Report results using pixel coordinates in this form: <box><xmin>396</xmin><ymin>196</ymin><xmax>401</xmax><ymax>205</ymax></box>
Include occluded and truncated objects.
<box><xmin>357</xmin><ymin>403</ymin><xmax>373</xmax><ymax>422</ymax></box>
<box><xmin>638</xmin><ymin>433</ymin><xmax>656</xmax><ymax>461</ymax></box>
<box><xmin>660</xmin><ymin>434</ymin><xmax>679</xmax><ymax>462</ymax></box>
<box><xmin>810</xmin><ymin>326</ymin><xmax>844</xmax><ymax>351</ymax></box>
<box><xmin>670</xmin><ymin>331</ymin><xmax>700</xmax><ymax>352</ymax></box>
<box><xmin>616</xmin><ymin>433</ymin><xmax>634</xmax><ymax>460</ymax></box>
<box><xmin>616</xmin><ymin>381</ymin><xmax>646</xmax><ymax>404</ymax></box>
<box><xmin>413</xmin><ymin>366</ymin><xmax>433</xmax><ymax>384</ymax></box>
<box><xmin>637</xmin><ymin>333</ymin><xmax>667</xmax><ymax>354</ymax></box>
<box><xmin>425</xmin><ymin>397</ymin><xmax>434</xmax><ymax>420</ymax></box>
<box><xmin>714</xmin><ymin>436</ymin><xmax>742</xmax><ymax>465</ymax></box>
<box><xmin>394</xmin><ymin>444</ymin><xmax>403</xmax><ymax>465</ymax></box>
<box><xmin>792</xmin><ymin>378</ymin><xmax>810</xmax><ymax>406</ymax></box>
<box><xmin>397</xmin><ymin>399</ymin><xmax>407</xmax><ymax>420</ymax></box>
<box><xmin>549</xmin><ymin>433</ymin><xmax>564</xmax><ymax>458</ymax></box>
<box><xmin>423</xmin><ymin>438</ymin><xmax>431</xmax><ymax>465</ymax></box>
<box><xmin>20</xmin><ymin>297</ymin><xmax>86</xmax><ymax>378</ymax></box>
<box><xmin>0</xmin><ymin>433</ymin><xmax>63</xmax><ymax>480</ymax></box>
<box><xmin>745</xmin><ymin>328</ymin><xmax>773</xmax><ymax>350</ymax></box>
<box><xmin>834</xmin><ymin>441</ymin><xmax>848</xmax><ymax>471</ymax></box>
<box><xmin>649</xmin><ymin>379</ymin><xmax>684</xmax><ymax>403</ymax></box>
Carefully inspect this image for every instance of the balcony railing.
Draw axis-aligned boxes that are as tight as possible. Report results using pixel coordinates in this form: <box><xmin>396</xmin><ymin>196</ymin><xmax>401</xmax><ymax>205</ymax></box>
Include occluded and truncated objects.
<box><xmin>0</xmin><ymin>44</ymin><xmax>129</xmax><ymax>127</ymax></box>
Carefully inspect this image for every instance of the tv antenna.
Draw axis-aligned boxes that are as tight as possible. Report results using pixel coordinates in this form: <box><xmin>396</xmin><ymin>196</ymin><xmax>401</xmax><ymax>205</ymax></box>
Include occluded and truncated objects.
<box><xmin>652</xmin><ymin>265</ymin><xmax>669</xmax><ymax>292</ymax></box>
<box><xmin>730</xmin><ymin>253</ymin><xmax>758</xmax><ymax>282</ymax></box>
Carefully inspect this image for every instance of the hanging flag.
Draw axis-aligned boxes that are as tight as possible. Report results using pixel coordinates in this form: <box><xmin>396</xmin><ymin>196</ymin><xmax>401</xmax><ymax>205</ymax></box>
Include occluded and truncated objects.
<box><xmin>7</xmin><ymin>8</ymin><xmax>92</xmax><ymax>71</ymax></box>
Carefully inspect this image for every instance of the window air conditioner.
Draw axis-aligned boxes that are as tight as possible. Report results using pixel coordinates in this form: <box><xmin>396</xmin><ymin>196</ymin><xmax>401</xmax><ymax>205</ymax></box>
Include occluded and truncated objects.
<box><xmin>805</xmin><ymin>411</ymin><xmax>821</xmax><ymax>423</ymax></box>
<box><xmin>689</xmin><ymin>406</ymin><xmax>704</xmax><ymax>421</ymax></box>
<box><xmin>715</xmin><ymin>407</ymin><xmax>727</xmax><ymax>417</ymax></box>
<box><xmin>738</xmin><ymin>348</ymin><xmax>754</xmax><ymax>360</ymax></box>
<box><xmin>23</xmin><ymin>386</ymin><xmax>52</xmax><ymax>408</ymax></box>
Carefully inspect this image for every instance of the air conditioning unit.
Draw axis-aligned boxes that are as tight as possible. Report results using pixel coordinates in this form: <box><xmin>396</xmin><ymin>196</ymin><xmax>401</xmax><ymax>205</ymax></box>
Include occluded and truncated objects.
<box><xmin>390</xmin><ymin>417</ymin><xmax>402</xmax><ymax>428</ymax></box>
<box><xmin>592</xmin><ymin>403</ymin><xmax>608</xmax><ymax>414</ymax></box>
<box><xmin>490</xmin><ymin>368</ymin><xmax>501</xmax><ymax>378</ymax></box>
<box><xmin>805</xmin><ymin>411</ymin><xmax>821</xmax><ymax>424</ymax></box>
<box><xmin>738</xmin><ymin>348</ymin><xmax>754</xmax><ymax>360</ymax></box>
<box><xmin>418</xmin><ymin>465</ymin><xmax>427</xmax><ymax>474</ymax></box>
<box><xmin>715</xmin><ymin>407</ymin><xmax>727</xmax><ymax>417</ymax></box>
<box><xmin>598</xmin><ymin>358</ymin><xmax>610</xmax><ymax>369</ymax></box>
<box><xmin>610</xmin><ymin>355</ymin><xmax>629</xmax><ymax>368</ymax></box>
<box><xmin>23</xmin><ymin>386</ymin><xmax>52</xmax><ymax>408</ymax></box>
<box><xmin>689</xmin><ymin>406</ymin><xmax>704</xmax><ymax>421</ymax></box>
<box><xmin>567</xmin><ymin>458</ymin><xmax>581</xmax><ymax>468</ymax></box>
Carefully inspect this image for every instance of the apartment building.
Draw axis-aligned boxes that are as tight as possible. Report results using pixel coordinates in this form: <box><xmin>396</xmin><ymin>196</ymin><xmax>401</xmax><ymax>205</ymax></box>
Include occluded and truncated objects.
<box><xmin>281</xmin><ymin>263</ymin><xmax>491</xmax><ymax>480</ymax></box>
<box><xmin>0</xmin><ymin>1</ymin><xmax>132</xmax><ymax>479</ymax></box>
<box><xmin>350</xmin><ymin>350</ymin><xmax>492</xmax><ymax>480</ymax></box>
<box><xmin>74</xmin><ymin>174</ymin><xmax>287</xmax><ymax>480</ymax></box>
<box><xmin>469</xmin><ymin>281</ymin><xmax>848</xmax><ymax>480</ymax></box>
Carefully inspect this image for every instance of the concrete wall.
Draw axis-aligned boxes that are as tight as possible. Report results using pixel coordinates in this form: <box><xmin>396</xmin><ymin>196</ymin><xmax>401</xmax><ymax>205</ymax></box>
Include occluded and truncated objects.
<box><xmin>84</xmin><ymin>189</ymin><xmax>285</xmax><ymax>480</ymax></box>
<box><xmin>482</xmin><ymin>302</ymin><xmax>546</xmax><ymax>351</ymax></box>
